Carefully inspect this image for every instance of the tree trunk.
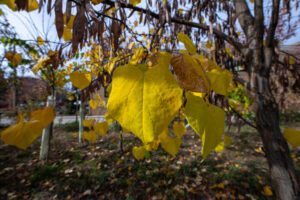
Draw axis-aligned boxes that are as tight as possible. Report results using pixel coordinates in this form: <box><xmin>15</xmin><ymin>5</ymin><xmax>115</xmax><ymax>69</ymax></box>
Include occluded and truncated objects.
<box><xmin>78</xmin><ymin>97</ymin><xmax>84</xmax><ymax>144</ymax></box>
<box><xmin>256</xmin><ymin>97</ymin><xmax>299</xmax><ymax>200</ymax></box>
<box><xmin>39</xmin><ymin>95</ymin><xmax>56</xmax><ymax>161</ymax></box>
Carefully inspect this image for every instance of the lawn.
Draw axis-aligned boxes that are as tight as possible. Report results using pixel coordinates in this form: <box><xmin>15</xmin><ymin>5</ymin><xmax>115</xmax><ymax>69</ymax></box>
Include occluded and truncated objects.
<box><xmin>0</xmin><ymin>123</ymin><xmax>299</xmax><ymax>200</ymax></box>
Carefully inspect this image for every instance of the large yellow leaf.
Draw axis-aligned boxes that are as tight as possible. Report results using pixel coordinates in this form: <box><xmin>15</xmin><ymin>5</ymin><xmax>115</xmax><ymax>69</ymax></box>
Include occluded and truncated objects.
<box><xmin>30</xmin><ymin>107</ymin><xmax>56</xmax><ymax>127</ymax></box>
<box><xmin>132</xmin><ymin>146</ymin><xmax>147</xmax><ymax>160</ymax></box>
<box><xmin>283</xmin><ymin>128</ymin><xmax>300</xmax><ymax>147</ymax></box>
<box><xmin>159</xmin><ymin>129</ymin><xmax>182</xmax><ymax>156</ymax></box>
<box><xmin>129</xmin><ymin>0</ymin><xmax>141</xmax><ymax>6</ymax></box>
<box><xmin>177</xmin><ymin>33</ymin><xmax>197</xmax><ymax>55</ymax></box>
<box><xmin>1</xmin><ymin>107</ymin><xmax>55</xmax><ymax>150</ymax></box>
<box><xmin>171</xmin><ymin>53</ymin><xmax>210</xmax><ymax>93</ymax></box>
<box><xmin>94</xmin><ymin>121</ymin><xmax>109</xmax><ymax>136</ymax></box>
<box><xmin>69</xmin><ymin>71</ymin><xmax>92</xmax><ymax>90</ymax></box>
<box><xmin>107</xmin><ymin>52</ymin><xmax>182</xmax><ymax>143</ymax></box>
<box><xmin>207</xmin><ymin>69</ymin><xmax>233</xmax><ymax>96</ymax></box>
<box><xmin>185</xmin><ymin>92</ymin><xmax>225</xmax><ymax>159</ymax></box>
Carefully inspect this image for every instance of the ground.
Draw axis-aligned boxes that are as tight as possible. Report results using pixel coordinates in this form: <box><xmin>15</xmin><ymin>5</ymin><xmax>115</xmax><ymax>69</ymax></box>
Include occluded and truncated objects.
<box><xmin>0</xmin><ymin>123</ymin><xmax>299</xmax><ymax>200</ymax></box>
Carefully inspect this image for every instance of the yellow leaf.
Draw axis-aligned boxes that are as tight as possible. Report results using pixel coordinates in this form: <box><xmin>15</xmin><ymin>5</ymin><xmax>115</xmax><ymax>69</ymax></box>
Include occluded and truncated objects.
<box><xmin>107</xmin><ymin>52</ymin><xmax>182</xmax><ymax>143</ymax></box>
<box><xmin>27</xmin><ymin>0</ymin><xmax>39</xmax><ymax>11</ymax></box>
<box><xmin>207</xmin><ymin>69</ymin><xmax>233</xmax><ymax>96</ymax></box>
<box><xmin>283</xmin><ymin>128</ymin><xmax>300</xmax><ymax>147</ymax></box>
<box><xmin>0</xmin><ymin>0</ymin><xmax>15</xmax><ymax>10</ymax></box>
<box><xmin>89</xmin><ymin>99</ymin><xmax>99</xmax><ymax>110</ymax></box>
<box><xmin>105</xmin><ymin>112</ymin><xmax>115</xmax><ymax>124</ymax></box>
<box><xmin>31</xmin><ymin>57</ymin><xmax>50</xmax><ymax>74</ymax></box>
<box><xmin>129</xmin><ymin>47</ymin><xmax>144</xmax><ymax>65</ymax></box>
<box><xmin>69</xmin><ymin>71</ymin><xmax>92</xmax><ymax>90</ymax></box>
<box><xmin>206</xmin><ymin>41</ymin><xmax>212</xmax><ymax>49</ymax></box>
<box><xmin>215</xmin><ymin>141</ymin><xmax>224</xmax><ymax>152</ymax></box>
<box><xmin>5</xmin><ymin>52</ymin><xmax>22</xmax><ymax>66</ymax></box>
<box><xmin>82</xmin><ymin>131</ymin><xmax>98</xmax><ymax>143</ymax></box>
<box><xmin>263</xmin><ymin>186</ymin><xmax>273</xmax><ymax>196</ymax></box>
<box><xmin>185</xmin><ymin>92</ymin><xmax>225</xmax><ymax>159</ymax></box>
<box><xmin>94</xmin><ymin>121</ymin><xmax>109</xmax><ymax>136</ymax></box>
<box><xmin>250</xmin><ymin>0</ymin><xmax>254</xmax><ymax>3</ymax></box>
<box><xmin>95</xmin><ymin>94</ymin><xmax>106</xmax><ymax>107</ymax></box>
<box><xmin>132</xmin><ymin>146</ymin><xmax>147</xmax><ymax>160</ymax></box>
<box><xmin>177</xmin><ymin>33</ymin><xmax>197</xmax><ymax>55</ymax></box>
<box><xmin>159</xmin><ymin>129</ymin><xmax>182</xmax><ymax>156</ymax></box>
<box><xmin>83</xmin><ymin>119</ymin><xmax>95</xmax><ymax>129</ymax></box>
<box><xmin>288</xmin><ymin>57</ymin><xmax>295</xmax><ymax>65</ymax></box>
<box><xmin>30</xmin><ymin>107</ymin><xmax>56</xmax><ymax>127</ymax></box>
<box><xmin>172</xmin><ymin>121</ymin><xmax>186</xmax><ymax>138</ymax></box>
<box><xmin>1</xmin><ymin>107</ymin><xmax>55</xmax><ymax>150</ymax></box>
<box><xmin>37</xmin><ymin>36</ymin><xmax>44</xmax><ymax>45</ymax></box>
<box><xmin>91</xmin><ymin>0</ymin><xmax>103</xmax><ymax>5</ymax></box>
<box><xmin>62</xmin><ymin>27</ymin><xmax>72</xmax><ymax>41</ymax></box>
<box><xmin>129</xmin><ymin>0</ymin><xmax>141</xmax><ymax>6</ymax></box>
<box><xmin>171</xmin><ymin>53</ymin><xmax>210</xmax><ymax>93</ymax></box>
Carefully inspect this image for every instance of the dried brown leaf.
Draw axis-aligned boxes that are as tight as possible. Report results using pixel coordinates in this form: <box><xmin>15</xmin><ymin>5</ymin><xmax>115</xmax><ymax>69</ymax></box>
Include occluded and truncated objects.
<box><xmin>171</xmin><ymin>53</ymin><xmax>210</xmax><ymax>93</ymax></box>
<box><xmin>55</xmin><ymin>0</ymin><xmax>64</xmax><ymax>38</ymax></box>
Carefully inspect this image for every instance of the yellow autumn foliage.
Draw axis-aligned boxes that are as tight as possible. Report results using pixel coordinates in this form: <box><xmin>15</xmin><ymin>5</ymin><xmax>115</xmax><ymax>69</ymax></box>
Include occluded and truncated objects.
<box><xmin>107</xmin><ymin>52</ymin><xmax>182</xmax><ymax>144</ymax></box>
<box><xmin>1</xmin><ymin>107</ymin><xmax>55</xmax><ymax>150</ymax></box>
<box><xmin>69</xmin><ymin>71</ymin><xmax>92</xmax><ymax>90</ymax></box>
<box><xmin>185</xmin><ymin>92</ymin><xmax>225</xmax><ymax>159</ymax></box>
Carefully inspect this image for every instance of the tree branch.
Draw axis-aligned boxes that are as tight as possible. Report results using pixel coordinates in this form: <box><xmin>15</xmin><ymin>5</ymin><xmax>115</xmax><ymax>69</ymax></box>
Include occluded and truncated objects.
<box><xmin>99</xmin><ymin>0</ymin><xmax>243</xmax><ymax>51</ymax></box>
<box><xmin>266</xmin><ymin>0</ymin><xmax>281</xmax><ymax>47</ymax></box>
<box><xmin>232</xmin><ymin>0</ymin><xmax>254</xmax><ymax>37</ymax></box>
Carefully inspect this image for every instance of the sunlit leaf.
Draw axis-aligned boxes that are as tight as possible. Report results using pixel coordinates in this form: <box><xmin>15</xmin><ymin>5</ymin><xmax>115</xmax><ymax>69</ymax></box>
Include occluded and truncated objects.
<box><xmin>89</xmin><ymin>99</ymin><xmax>99</xmax><ymax>110</ymax></box>
<box><xmin>177</xmin><ymin>33</ymin><xmax>197</xmax><ymax>55</ymax></box>
<box><xmin>129</xmin><ymin>0</ymin><xmax>141</xmax><ymax>7</ymax></box>
<box><xmin>129</xmin><ymin>47</ymin><xmax>144</xmax><ymax>65</ymax></box>
<box><xmin>207</xmin><ymin>69</ymin><xmax>233</xmax><ymax>96</ymax></box>
<box><xmin>31</xmin><ymin>56</ymin><xmax>50</xmax><ymax>74</ymax></box>
<box><xmin>107</xmin><ymin>52</ymin><xmax>182</xmax><ymax>143</ymax></box>
<box><xmin>94</xmin><ymin>121</ymin><xmax>109</xmax><ymax>136</ymax></box>
<box><xmin>185</xmin><ymin>92</ymin><xmax>225</xmax><ymax>159</ymax></box>
<box><xmin>37</xmin><ymin>36</ymin><xmax>45</xmax><ymax>45</ymax></box>
<box><xmin>1</xmin><ymin>107</ymin><xmax>55</xmax><ymax>150</ymax></box>
<box><xmin>83</xmin><ymin>119</ymin><xmax>95</xmax><ymax>129</ymax></box>
<box><xmin>69</xmin><ymin>71</ymin><xmax>92</xmax><ymax>90</ymax></box>
<box><xmin>82</xmin><ymin>131</ymin><xmax>98</xmax><ymax>143</ymax></box>
<box><xmin>30</xmin><ymin>107</ymin><xmax>56</xmax><ymax>127</ymax></box>
<box><xmin>283</xmin><ymin>128</ymin><xmax>300</xmax><ymax>147</ymax></box>
<box><xmin>263</xmin><ymin>186</ymin><xmax>273</xmax><ymax>196</ymax></box>
<box><xmin>159</xmin><ymin>129</ymin><xmax>182</xmax><ymax>156</ymax></box>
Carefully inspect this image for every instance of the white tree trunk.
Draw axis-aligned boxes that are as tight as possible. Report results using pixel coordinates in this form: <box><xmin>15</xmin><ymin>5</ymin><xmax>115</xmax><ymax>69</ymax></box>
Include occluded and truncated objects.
<box><xmin>39</xmin><ymin>95</ymin><xmax>56</xmax><ymax>161</ymax></box>
<box><xmin>78</xmin><ymin>99</ymin><xmax>84</xmax><ymax>144</ymax></box>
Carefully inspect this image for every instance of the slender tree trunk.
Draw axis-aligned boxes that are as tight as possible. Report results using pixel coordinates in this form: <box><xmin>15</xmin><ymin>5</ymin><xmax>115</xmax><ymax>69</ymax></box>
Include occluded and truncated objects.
<box><xmin>39</xmin><ymin>94</ymin><xmax>56</xmax><ymax>161</ymax></box>
<box><xmin>78</xmin><ymin>96</ymin><xmax>84</xmax><ymax>144</ymax></box>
